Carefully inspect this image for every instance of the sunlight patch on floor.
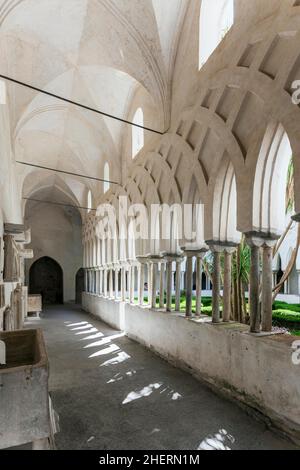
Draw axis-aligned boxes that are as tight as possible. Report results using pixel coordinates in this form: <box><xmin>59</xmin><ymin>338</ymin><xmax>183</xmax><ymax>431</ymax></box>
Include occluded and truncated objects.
<box><xmin>197</xmin><ymin>429</ymin><xmax>235</xmax><ymax>450</ymax></box>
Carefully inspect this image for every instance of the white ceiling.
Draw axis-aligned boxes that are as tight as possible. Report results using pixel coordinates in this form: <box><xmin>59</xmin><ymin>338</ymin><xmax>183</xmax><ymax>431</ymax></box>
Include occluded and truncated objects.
<box><xmin>0</xmin><ymin>0</ymin><xmax>188</xmax><ymax>208</ymax></box>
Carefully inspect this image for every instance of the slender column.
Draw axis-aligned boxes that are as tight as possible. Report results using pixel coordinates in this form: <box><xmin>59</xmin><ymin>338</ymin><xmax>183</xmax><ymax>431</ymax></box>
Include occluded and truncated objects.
<box><xmin>91</xmin><ymin>270</ymin><xmax>94</xmax><ymax>293</ymax></box>
<box><xmin>261</xmin><ymin>243</ymin><xmax>274</xmax><ymax>332</ymax></box>
<box><xmin>104</xmin><ymin>268</ymin><xmax>108</xmax><ymax>297</ymax></box>
<box><xmin>212</xmin><ymin>249</ymin><xmax>221</xmax><ymax>323</ymax></box>
<box><xmin>165</xmin><ymin>259</ymin><xmax>173</xmax><ymax>312</ymax></box>
<box><xmin>99</xmin><ymin>268</ymin><xmax>103</xmax><ymax>296</ymax></box>
<box><xmin>297</xmin><ymin>270</ymin><xmax>300</xmax><ymax>296</ymax></box>
<box><xmin>127</xmin><ymin>266</ymin><xmax>131</xmax><ymax>301</ymax></box>
<box><xmin>150</xmin><ymin>261</ymin><xmax>158</xmax><ymax>309</ymax></box>
<box><xmin>138</xmin><ymin>263</ymin><xmax>145</xmax><ymax>305</ymax></box>
<box><xmin>248</xmin><ymin>243</ymin><xmax>261</xmax><ymax>333</ymax></box>
<box><xmin>121</xmin><ymin>266</ymin><xmax>126</xmax><ymax>301</ymax></box>
<box><xmin>147</xmin><ymin>260</ymin><xmax>152</xmax><ymax>306</ymax></box>
<box><xmin>159</xmin><ymin>262</ymin><xmax>165</xmax><ymax>309</ymax></box>
<box><xmin>114</xmin><ymin>268</ymin><xmax>119</xmax><ymax>300</ymax></box>
<box><xmin>130</xmin><ymin>265</ymin><xmax>135</xmax><ymax>304</ymax></box>
<box><xmin>95</xmin><ymin>270</ymin><xmax>99</xmax><ymax>295</ymax></box>
<box><xmin>223</xmin><ymin>250</ymin><xmax>233</xmax><ymax>322</ymax></box>
<box><xmin>175</xmin><ymin>259</ymin><xmax>182</xmax><ymax>312</ymax></box>
<box><xmin>195</xmin><ymin>255</ymin><xmax>202</xmax><ymax>317</ymax></box>
<box><xmin>84</xmin><ymin>269</ymin><xmax>88</xmax><ymax>292</ymax></box>
<box><xmin>185</xmin><ymin>254</ymin><xmax>193</xmax><ymax>318</ymax></box>
<box><xmin>109</xmin><ymin>268</ymin><xmax>114</xmax><ymax>298</ymax></box>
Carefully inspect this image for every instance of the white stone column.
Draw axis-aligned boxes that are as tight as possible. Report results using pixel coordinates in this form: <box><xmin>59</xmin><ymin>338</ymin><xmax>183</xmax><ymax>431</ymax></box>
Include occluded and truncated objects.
<box><xmin>103</xmin><ymin>267</ymin><xmax>108</xmax><ymax>298</ymax></box>
<box><xmin>175</xmin><ymin>259</ymin><xmax>182</xmax><ymax>312</ymax></box>
<box><xmin>209</xmin><ymin>245</ymin><xmax>222</xmax><ymax>324</ymax></box>
<box><xmin>261</xmin><ymin>241</ymin><xmax>276</xmax><ymax>332</ymax></box>
<box><xmin>114</xmin><ymin>266</ymin><xmax>119</xmax><ymax>300</ymax></box>
<box><xmin>146</xmin><ymin>259</ymin><xmax>151</xmax><ymax>306</ymax></box>
<box><xmin>195</xmin><ymin>251</ymin><xmax>208</xmax><ymax>317</ymax></box>
<box><xmin>121</xmin><ymin>265</ymin><xmax>126</xmax><ymax>302</ymax></box>
<box><xmin>246</xmin><ymin>235</ymin><xmax>277</xmax><ymax>333</ymax></box>
<box><xmin>222</xmin><ymin>247</ymin><xmax>236</xmax><ymax>322</ymax></box>
<box><xmin>246</xmin><ymin>237</ymin><xmax>261</xmax><ymax>333</ymax></box>
<box><xmin>159</xmin><ymin>261</ymin><xmax>165</xmax><ymax>309</ymax></box>
<box><xmin>165</xmin><ymin>257</ymin><xmax>173</xmax><ymax>312</ymax></box>
<box><xmin>185</xmin><ymin>252</ymin><xmax>194</xmax><ymax>318</ymax></box>
<box><xmin>297</xmin><ymin>270</ymin><xmax>300</xmax><ymax>296</ymax></box>
<box><xmin>109</xmin><ymin>267</ymin><xmax>114</xmax><ymax>299</ymax></box>
<box><xmin>150</xmin><ymin>260</ymin><xmax>158</xmax><ymax>309</ymax></box>
<box><xmin>137</xmin><ymin>259</ymin><xmax>145</xmax><ymax>306</ymax></box>
<box><xmin>99</xmin><ymin>268</ymin><xmax>103</xmax><ymax>296</ymax></box>
<box><xmin>130</xmin><ymin>264</ymin><xmax>135</xmax><ymax>304</ymax></box>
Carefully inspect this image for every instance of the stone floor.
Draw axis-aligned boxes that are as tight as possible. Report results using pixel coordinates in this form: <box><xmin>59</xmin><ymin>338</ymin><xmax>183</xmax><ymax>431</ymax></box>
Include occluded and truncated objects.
<box><xmin>23</xmin><ymin>304</ymin><xmax>298</xmax><ymax>450</ymax></box>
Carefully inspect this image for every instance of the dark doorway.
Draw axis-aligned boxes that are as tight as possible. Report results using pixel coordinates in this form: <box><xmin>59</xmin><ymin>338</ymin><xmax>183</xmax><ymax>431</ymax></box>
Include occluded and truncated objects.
<box><xmin>29</xmin><ymin>257</ymin><xmax>63</xmax><ymax>304</ymax></box>
<box><xmin>75</xmin><ymin>268</ymin><xmax>84</xmax><ymax>304</ymax></box>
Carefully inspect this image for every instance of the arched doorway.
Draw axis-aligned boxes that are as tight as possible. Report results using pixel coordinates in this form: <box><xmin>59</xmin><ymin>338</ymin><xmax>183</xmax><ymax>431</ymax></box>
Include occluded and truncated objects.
<box><xmin>29</xmin><ymin>257</ymin><xmax>63</xmax><ymax>304</ymax></box>
<box><xmin>75</xmin><ymin>268</ymin><xmax>84</xmax><ymax>304</ymax></box>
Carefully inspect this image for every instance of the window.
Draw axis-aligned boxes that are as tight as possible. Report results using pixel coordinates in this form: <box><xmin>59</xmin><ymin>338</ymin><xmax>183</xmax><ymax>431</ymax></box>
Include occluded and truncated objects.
<box><xmin>132</xmin><ymin>108</ymin><xmax>144</xmax><ymax>158</ymax></box>
<box><xmin>87</xmin><ymin>190</ymin><xmax>92</xmax><ymax>212</ymax></box>
<box><xmin>103</xmin><ymin>162</ymin><xmax>110</xmax><ymax>193</ymax></box>
<box><xmin>199</xmin><ymin>0</ymin><xmax>234</xmax><ymax>69</ymax></box>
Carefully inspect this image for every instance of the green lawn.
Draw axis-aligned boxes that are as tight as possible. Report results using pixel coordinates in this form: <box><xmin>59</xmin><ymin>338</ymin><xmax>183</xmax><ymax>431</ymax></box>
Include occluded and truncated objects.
<box><xmin>136</xmin><ymin>294</ymin><xmax>300</xmax><ymax>335</ymax></box>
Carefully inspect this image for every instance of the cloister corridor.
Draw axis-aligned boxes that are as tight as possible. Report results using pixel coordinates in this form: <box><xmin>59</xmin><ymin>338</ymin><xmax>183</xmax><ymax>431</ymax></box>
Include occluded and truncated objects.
<box><xmin>17</xmin><ymin>304</ymin><xmax>297</xmax><ymax>451</ymax></box>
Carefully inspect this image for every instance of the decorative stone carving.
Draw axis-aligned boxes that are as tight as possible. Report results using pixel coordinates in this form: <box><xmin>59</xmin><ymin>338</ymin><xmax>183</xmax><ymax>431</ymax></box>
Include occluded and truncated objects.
<box><xmin>3</xmin><ymin>235</ymin><xmax>20</xmax><ymax>283</ymax></box>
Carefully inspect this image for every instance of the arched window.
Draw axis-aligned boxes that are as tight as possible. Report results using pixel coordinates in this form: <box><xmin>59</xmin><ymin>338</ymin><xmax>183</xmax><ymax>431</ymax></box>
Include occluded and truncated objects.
<box><xmin>87</xmin><ymin>190</ymin><xmax>92</xmax><ymax>212</ymax></box>
<box><xmin>103</xmin><ymin>162</ymin><xmax>110</xmax><ymax>193</ymax></box>
<box><xmin>132</xmin><ymin>108</ymin><xmax>144</xmax><ymax>158</ymax></box>
<box><xmin>199</xmin><ymin>0</ymin><xmax>234</xmax><ymax>69</ymax></box>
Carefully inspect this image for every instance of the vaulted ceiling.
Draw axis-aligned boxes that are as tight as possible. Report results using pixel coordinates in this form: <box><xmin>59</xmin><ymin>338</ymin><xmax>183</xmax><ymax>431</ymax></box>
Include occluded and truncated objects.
<box><xmin>0</xmin><ymin>0</ymin><xmax>188</xmax><ymax>208</ymax></box>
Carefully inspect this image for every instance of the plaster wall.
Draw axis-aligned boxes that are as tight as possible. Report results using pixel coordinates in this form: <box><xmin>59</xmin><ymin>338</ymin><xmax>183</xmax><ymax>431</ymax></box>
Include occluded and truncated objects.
<box><xmin>83</xmin><ymin>293</ymin><xmax>300</xmax><ymax>444</ymax></box>
<box><xmin>25</xmin><ymin>204</ymin><xmax>82</xmax><ymax>303</ymax></box>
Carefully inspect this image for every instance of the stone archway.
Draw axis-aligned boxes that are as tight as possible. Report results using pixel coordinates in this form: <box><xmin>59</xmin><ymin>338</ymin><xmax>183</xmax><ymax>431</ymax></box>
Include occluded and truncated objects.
<box><xmin>29</xmin><ymin>257</ymin><xmax>63</xmax><ymax>304</ymax></box>
<box><xmin>75</xmin><ymin>268</ymin><xmax>84</xmax><ymax>304</ymax></box>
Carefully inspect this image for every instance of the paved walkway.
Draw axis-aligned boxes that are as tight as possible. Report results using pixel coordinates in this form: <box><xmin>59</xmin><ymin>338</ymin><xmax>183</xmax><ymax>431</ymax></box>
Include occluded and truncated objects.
<box><xmin>25</xmin><ymin>304</ymin><xmax>297</xmax><ymax>450</ymax></box>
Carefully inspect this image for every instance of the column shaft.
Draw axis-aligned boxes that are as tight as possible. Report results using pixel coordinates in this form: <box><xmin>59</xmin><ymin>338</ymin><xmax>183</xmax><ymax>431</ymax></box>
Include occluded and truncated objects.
<box><xmin>166</xmin><ymin>260</ymin><xmax>172</xmax><ymax>312</ymax></box>
<box><xmin>175</xmin><ymin>260</ymin><xmax>181</xmax><ymax>312</ymax></box>
<box><xmin>212</xmin><ymin>251</ymin><xmax>221</xmax><ymax>323</ymax></box>
<box><xmin>196</xmin><ymin>256</ymin><xmax>202</xmax><ymax>317</ymax></box>
<box><xmin>261</xmin><ymin>245</ymin><xmax>273</xmax><ymax>332</ymax></box>
<box><xmin>186</xmin><ymin>255</ymin><xmax>193</xmax><ymax>318</ymax></box>
<box><xmin>139</xmin><ymin>264</ymin><xmax>144</xmax><ymax>305</ymax></box>
<box><xmin>115</xmin><ymin>269</ymin><xmax>119</xmax><ymax>300</ymax></box>
<box><xmin>109</xmin><ymin>269</ymin><xmax>113</xmax><ymax>298</ymax></box>
<box><xmin>121</xmin><ymin>267</ymin><xmax>126</xmax><ymax>301</ymax></box>
<box><xmin>223</xmin><ymin>252</ymin><xmax>232</xmax><ymax>322</ymax></box>
<box><xmin>151</xmin><ymin>263</ymin><xmax>158</xmax><ymax>309</ymax></box>
<box><xmin>159</xmin><ymin>262</ymin><xmax>165</xmax><ymax>308</ymax></box>
<box><xmin>130</xmin><ymin>266</ymin><xmax>135</xmax><ymax>303</ymax></box>
<box><xmin>249</xmin><ymin>245</ymin><xmax>260</xmax><ymax>333</ymax></box>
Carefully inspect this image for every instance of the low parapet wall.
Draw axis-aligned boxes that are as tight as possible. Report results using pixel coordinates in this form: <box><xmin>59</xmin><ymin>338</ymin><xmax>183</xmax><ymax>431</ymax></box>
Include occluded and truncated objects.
<box><xmin>82</xmin><ymin>292</ymin><xmax>300</xmax><ymax>445</ymax></box>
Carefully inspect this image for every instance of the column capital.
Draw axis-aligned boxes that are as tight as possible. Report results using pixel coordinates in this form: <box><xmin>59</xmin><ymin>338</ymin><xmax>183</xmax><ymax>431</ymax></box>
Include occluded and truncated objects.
<box><xmin>161</xmin><ymin>252</ymin><xmax>183</xmax><ymax>262</ymax></box>
<box><xmin>148</xmin><ymin>254</ymin><xmax>162</xmax><ymax>264</ymax></box>
<box><xmin>206</xmin><ymin>240</ymin><xmax>237</xmax><ymax>253</ymax></box>
<box><xmin>245</xmin><ymin>232</ymin><xmax>279</xmax><ymax>248</ymax></box>
<box><xmin>136</xmin><ymin>255</ymin><xmax>148</xmax><ymax>265</ymax></box>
